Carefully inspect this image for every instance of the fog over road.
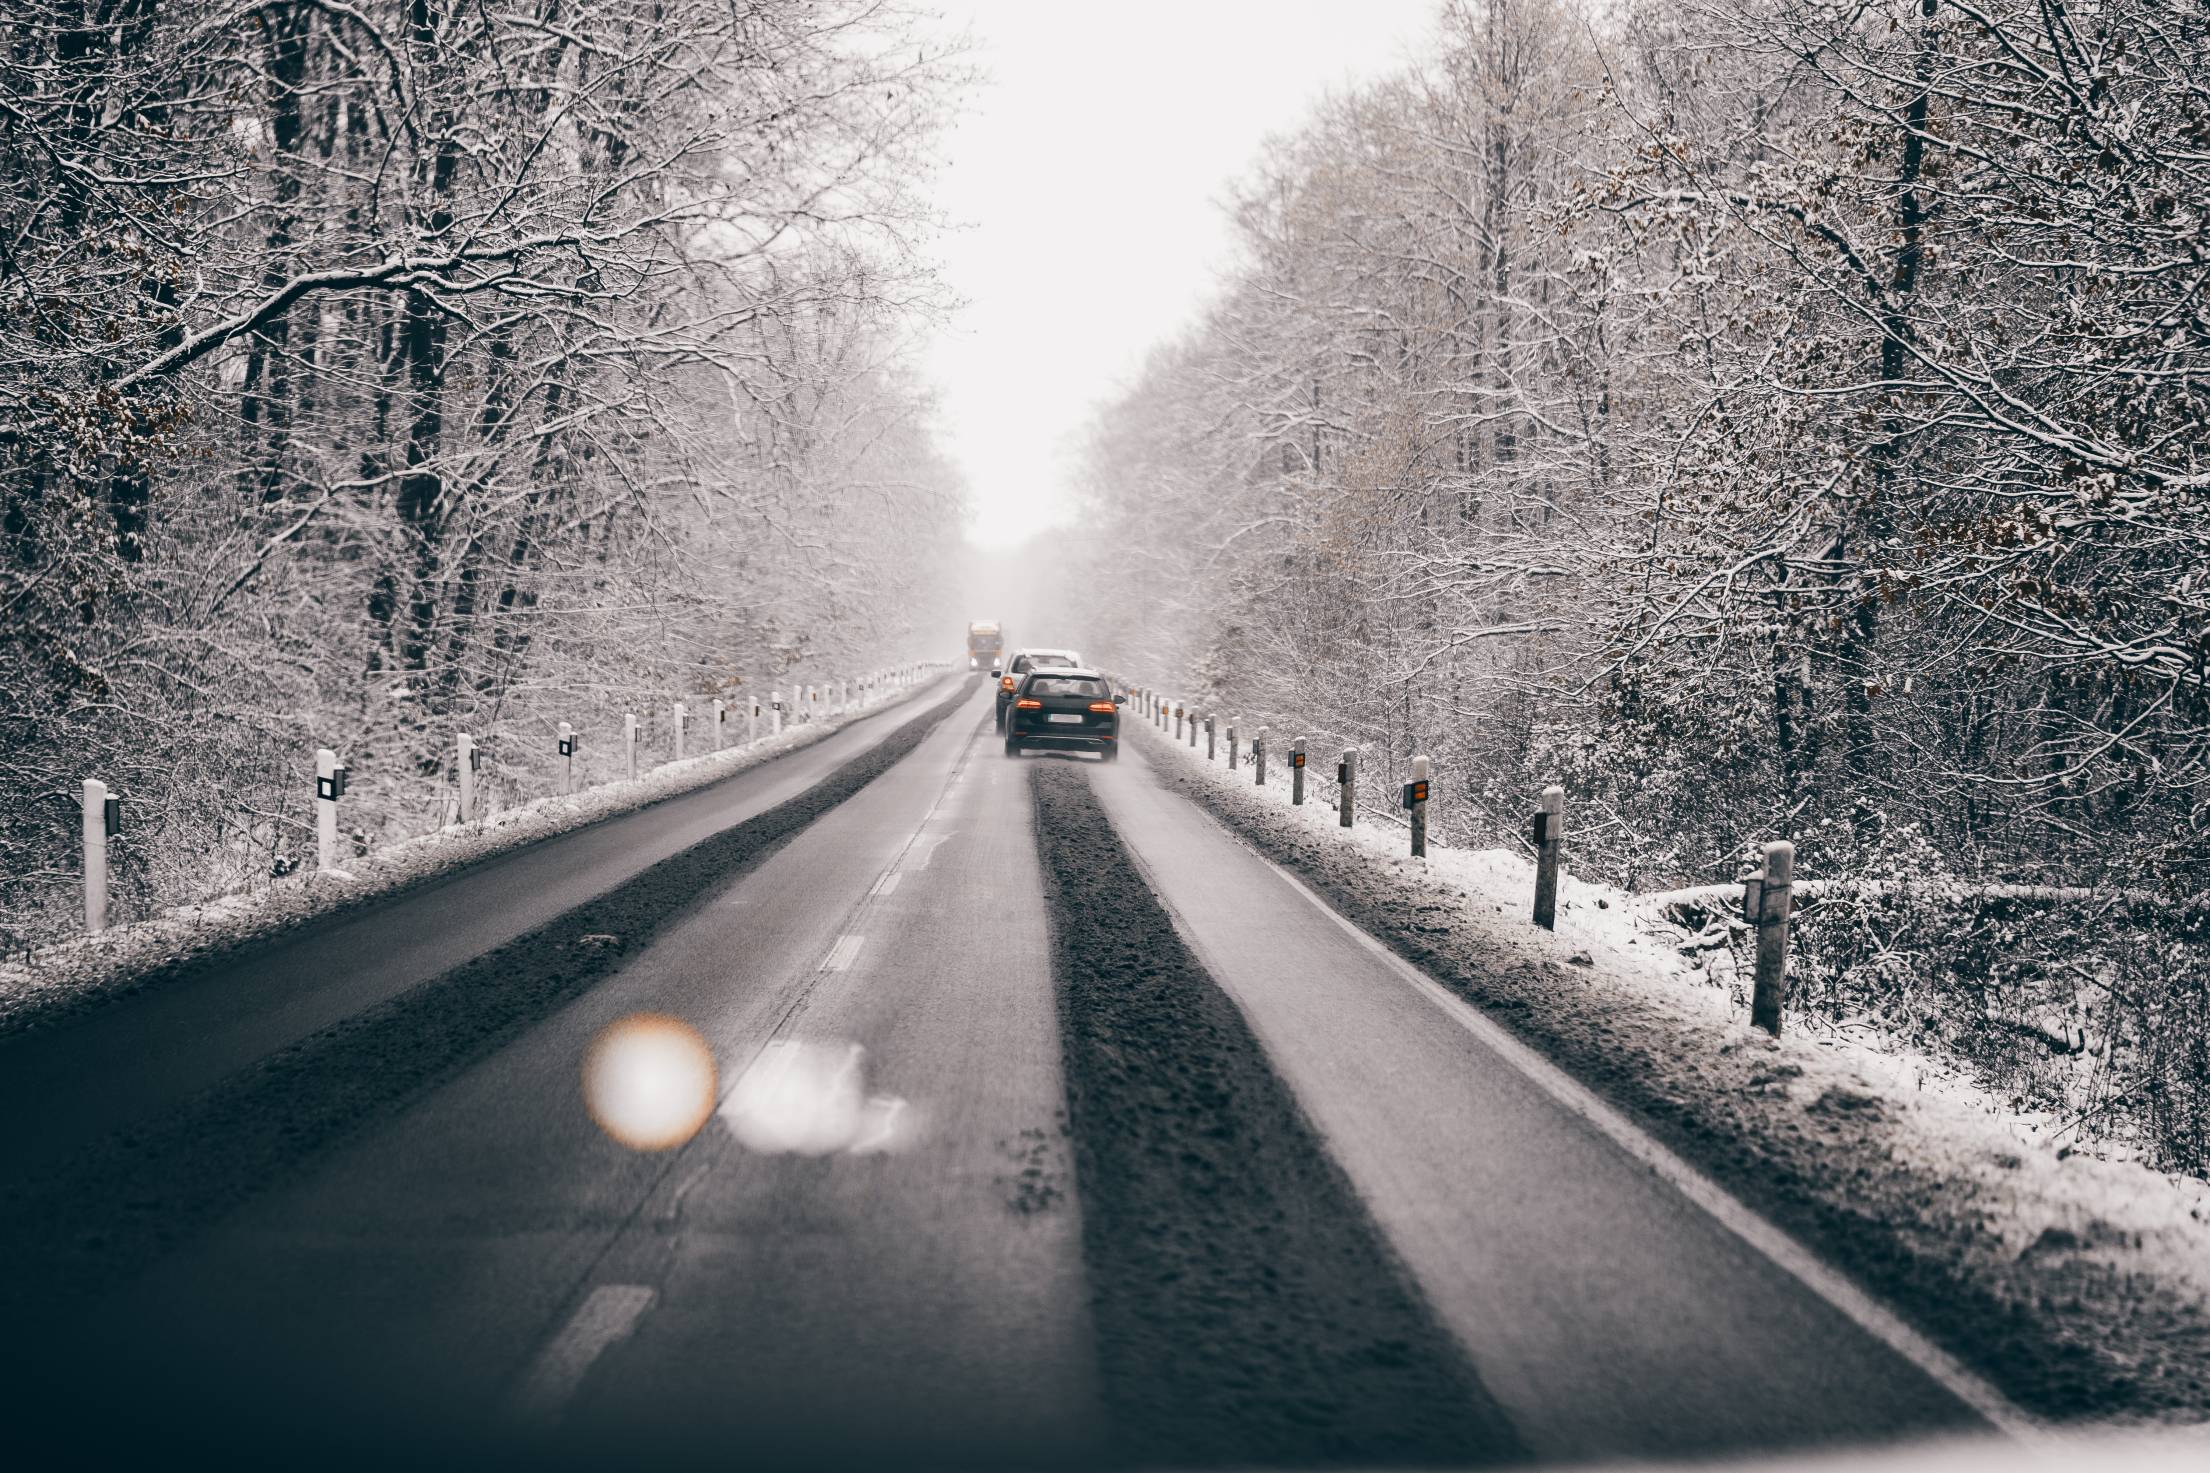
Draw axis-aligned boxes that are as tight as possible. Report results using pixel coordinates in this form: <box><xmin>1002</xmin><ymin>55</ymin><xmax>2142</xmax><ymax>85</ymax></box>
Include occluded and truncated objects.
<box><xmin>4</xmin><ymin>677</ymin><xmax>1990</xmax><ymax>1469</ymax></box>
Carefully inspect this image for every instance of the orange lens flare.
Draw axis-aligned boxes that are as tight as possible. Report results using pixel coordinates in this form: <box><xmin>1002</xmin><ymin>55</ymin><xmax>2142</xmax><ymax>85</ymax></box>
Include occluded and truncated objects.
<box><xmin>582</xmin><ymin>1013</ymin><xmax>717</xmax><ymax>1152</ymax></box>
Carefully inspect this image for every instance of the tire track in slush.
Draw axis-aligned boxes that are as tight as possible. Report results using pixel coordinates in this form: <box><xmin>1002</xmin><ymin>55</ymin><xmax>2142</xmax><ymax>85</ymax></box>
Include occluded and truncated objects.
<box><xmin>0</xmin><ymin>683</ymin><xmax>974</xmax><ymax>1329</ymax></box>
<box><xmin>1028</xmin><ymin>760</ymin><xmax>1526</xmax><ymax>1467</ymax></box>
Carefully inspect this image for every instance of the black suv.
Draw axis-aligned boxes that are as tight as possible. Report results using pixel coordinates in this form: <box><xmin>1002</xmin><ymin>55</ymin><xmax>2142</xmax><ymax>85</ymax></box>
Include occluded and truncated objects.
<box><xmin>1004</xmin><ymin>669</ymin><xmax>1122</xmax><ymax>760</ymax></box>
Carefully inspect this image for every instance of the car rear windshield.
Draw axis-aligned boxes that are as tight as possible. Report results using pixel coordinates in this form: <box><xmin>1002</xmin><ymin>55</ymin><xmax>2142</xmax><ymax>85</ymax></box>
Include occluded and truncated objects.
<box><xmin>1026</xmin><ymin>676</ymin><xmax>1108</xmax><ymax>699</ymax></box>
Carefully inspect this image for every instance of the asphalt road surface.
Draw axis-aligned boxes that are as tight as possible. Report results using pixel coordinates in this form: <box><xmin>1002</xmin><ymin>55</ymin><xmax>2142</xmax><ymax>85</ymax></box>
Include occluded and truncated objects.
<box><xmin>2</xmin><ymin>676</ymin><xmax>1995</xmax><ymax>1470</ymax></box>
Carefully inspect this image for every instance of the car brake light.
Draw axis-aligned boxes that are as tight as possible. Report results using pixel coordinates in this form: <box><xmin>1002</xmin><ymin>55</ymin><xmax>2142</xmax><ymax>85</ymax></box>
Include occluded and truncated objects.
<box><xmin>1016</xmin><ymin>698</ymin><xmax>1042</xmax><ymax>709</ymax></box>
<box><xmin>1087</xmin><ymin>702</ymin><xmax>1116</xmax><ymax>713</ymax></box>
<box><xmin>999</xmin><ymin>676</ymin><xmax>1016</xmax><ymax>691</ymax></box>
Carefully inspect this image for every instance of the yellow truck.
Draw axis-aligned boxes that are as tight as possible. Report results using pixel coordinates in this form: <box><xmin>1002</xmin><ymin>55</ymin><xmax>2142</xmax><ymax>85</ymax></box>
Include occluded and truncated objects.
<box><xmin>965</xmin><ymin>620</ymin><xmax>1004</xmax><ymax>671</ymax></box>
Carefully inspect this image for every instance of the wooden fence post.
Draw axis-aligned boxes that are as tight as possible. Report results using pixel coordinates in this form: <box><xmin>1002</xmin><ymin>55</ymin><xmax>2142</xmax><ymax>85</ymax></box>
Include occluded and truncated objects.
<box><xmin>1751</xmin><ymin>840</ymin><xmax>1796</xmax><ymax>1036</ymax></box>
<box><xmin>1532</xmin><ymin>785</ymin><xmax>1563</xmax><ymax>929</ymax></box>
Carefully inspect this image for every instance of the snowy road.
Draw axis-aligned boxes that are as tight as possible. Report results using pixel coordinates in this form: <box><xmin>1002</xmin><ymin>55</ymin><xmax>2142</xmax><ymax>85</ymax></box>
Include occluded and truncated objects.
<box><xmin>4</xmin><ymin>676</ymin><xmax>1994</xmax><ymax>1468</ymax></box>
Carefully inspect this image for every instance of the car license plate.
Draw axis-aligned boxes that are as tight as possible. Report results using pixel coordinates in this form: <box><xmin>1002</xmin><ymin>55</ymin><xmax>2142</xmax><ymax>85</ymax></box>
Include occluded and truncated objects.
<box><xmin>1046</xmin><ymin>713</ymin><xmax>1083</xmax><ymax>724</ymax></box>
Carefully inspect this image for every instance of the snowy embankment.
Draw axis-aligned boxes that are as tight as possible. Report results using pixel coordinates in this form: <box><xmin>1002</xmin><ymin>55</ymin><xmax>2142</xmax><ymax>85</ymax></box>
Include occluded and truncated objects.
<box><xmin>0</xmin><ymin>674</ymin><xmax>948</xmax><ymax>1038</ymax></box>
<box><xmin>1127</xmin><ymin>710</ymin><xmax>2210</xmax><ymax>1428</ymax></box>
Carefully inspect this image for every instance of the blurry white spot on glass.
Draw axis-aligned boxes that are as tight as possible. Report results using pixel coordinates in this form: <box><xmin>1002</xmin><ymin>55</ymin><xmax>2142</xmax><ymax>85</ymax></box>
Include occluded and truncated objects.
<box><xmin>583</xmin><ymin>1013</ymin><xmax>717</xmax><ymax>1151</ymax></box>
<box><xmin>721</xmin><ymin>1039</ymin><xmax>913</xmax><ymax>1156</ymax></box>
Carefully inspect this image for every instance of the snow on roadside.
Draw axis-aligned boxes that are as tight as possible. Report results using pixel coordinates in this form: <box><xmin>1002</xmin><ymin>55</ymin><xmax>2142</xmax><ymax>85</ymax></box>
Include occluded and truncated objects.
<box><xmin>0</xmin><ymin>673</ymin><xmax>953</xmax><ymax>1038</ymax></box>
<box><xmin>1127</xmin><ymin>709</ymin><xmax>2210</xmax><ymax>1422</ymax></box>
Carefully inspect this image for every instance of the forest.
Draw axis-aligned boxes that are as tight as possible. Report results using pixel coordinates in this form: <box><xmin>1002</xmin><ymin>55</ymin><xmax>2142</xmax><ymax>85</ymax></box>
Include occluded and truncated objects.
<box><xmin>2</xmin><ymin>0</ymin><xmax>970</xmax><ymax>939</ymax></box>
<box><xmin>1062</xmin><ymin>0</ymin><xmax>2210</xmax><ymax>1170</ymax></box>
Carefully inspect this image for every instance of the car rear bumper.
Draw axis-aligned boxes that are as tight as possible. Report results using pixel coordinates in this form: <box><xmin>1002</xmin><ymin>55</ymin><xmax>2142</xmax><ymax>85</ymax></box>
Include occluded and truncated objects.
<box><xmin>1011</xmin><ymin>727</ymin><xmax>1116</xmax><ymax>751</ymax></box>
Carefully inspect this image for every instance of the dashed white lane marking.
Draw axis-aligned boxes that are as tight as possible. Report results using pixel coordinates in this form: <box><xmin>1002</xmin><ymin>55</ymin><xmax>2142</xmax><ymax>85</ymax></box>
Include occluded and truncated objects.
<box><xmin>907</xmin><ymin>831</ymin><xmax>955</xmax><ymax>869</ymax></box>
<box><xmin>1245</xmin><ymin>846</ymin><xmax>2042</xmax><ymax>1441</ymax></box>
<box><xmin>820</xmin><ymin>934</ymin><xmax>865</xmax><ymax>972</ymax></box>
<box><xmin>508</xmin><ymin>1283</ymin><xmax>655</xmax><ymax>1425</ymax></box>
<box><xmin>872</xmin><ymin>871</ymin><xmax>902</xmax><ymax>896</ymax></box>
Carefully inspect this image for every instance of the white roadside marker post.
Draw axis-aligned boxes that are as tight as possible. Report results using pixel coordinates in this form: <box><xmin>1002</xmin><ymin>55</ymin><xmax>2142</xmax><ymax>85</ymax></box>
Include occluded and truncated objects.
<box><xmin>673</xmin><ymin>702</ymin><xmax>687</xmax><ymax>762</ymax></box>
<box><xmin>770</xmin><ymin>690</ymin><xmax>784</xmax><ymax>737</ymax></box>
<box><xmin>316</xmin><ymin>747</ymin><xmax>340</xmax><ymax>871</ymax></box>
<box><xmin>1205</xmin><ymin>713</ymin><xmax>1215</xmax><ymax>760</ymax></box>
<box><xmin>1533</xmin><ymin>785</ymin><xmax>1565</xmax><ymax>930</ymax></box>
<box><xmin>558</xmin><ymin>723</ymin><xmax>576</xmax><ymax>794</ymax></box>
<box><xmin>623</xmin><ymin>713</ymin><xmax>638</xmax><ymax>781</ymax></box>
<box><xmin>1227</xmin><ymin>718</ymin><xmax>1238</xmax><ymax>770</ymax></box>
<box><xmin>1292</xmin><ymin>739</ymin><xmax>1307</xmax><ymax>804</ymax></box>
<box><xmin>1189</xmin><ymin>709</ymin><xmax>1200</xmax><ymax>750</ymax></box>
<box><xmin>1338</xmin><ymin>748</ymin><xmax>1357</xmax><ymax>827</ymax></box>
<box><xmin>712</xmin><ymin>699</ymin><xmax>726</xmax><ymax>751</ymax></box>
<box><xmin>1406</xmin><ymin>755</ymin><xmax>1431</xmax><ymax>859</ymax></box>
<box><xmin>1752</xmin><ymin>840</ymin><xmax>1797</xmax><ymax>1036</ymax></box>
<box><xmin>82</xmin><ymin>778</ymin><xmax>110</xmax><ymax>934</ymax></box>
<box><xmin>1255</xmin><ymin>727</ymin><xmax>1268</xmax><ymax>785</ymax></box>
<box><xmin>457</xmin><ymin>733</ymin><xmax>477</xmax><ymax>824</ymax></box>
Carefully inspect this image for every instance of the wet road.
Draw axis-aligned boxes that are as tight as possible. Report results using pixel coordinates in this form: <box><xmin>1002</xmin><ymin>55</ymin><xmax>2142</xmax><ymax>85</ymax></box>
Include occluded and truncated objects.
<box><xmin>5</xmin><ymin>676</ymin><xmax>1996</xmax><ymax>1469</ymax></box>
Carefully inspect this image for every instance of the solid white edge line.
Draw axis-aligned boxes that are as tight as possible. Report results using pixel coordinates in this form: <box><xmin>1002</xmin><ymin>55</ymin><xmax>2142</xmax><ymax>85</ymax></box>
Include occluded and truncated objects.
<box><xmin>1241</xmin><ymin>842</ymin><xmax>2043</xmax><ymax>1443</ymax></box>
<box><xmin>507</xmin><ymin>1282</ymin><xmax>656</xmax><ymax>1426</ymax></box>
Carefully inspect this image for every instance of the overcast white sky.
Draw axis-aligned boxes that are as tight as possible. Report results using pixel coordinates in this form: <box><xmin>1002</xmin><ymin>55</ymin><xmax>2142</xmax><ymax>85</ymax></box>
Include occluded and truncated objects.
<box><xmin>918</xmin><ymin>1</ymin><xmax>1440</xmax><ymax>548</ymax></box>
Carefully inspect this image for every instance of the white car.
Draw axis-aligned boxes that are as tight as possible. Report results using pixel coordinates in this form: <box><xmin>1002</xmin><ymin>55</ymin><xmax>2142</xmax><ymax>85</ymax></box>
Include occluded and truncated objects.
<box><xmin>993</xmin><ymin>647</ymin><xmax>1083</xmax><ymax>731</ymax></box>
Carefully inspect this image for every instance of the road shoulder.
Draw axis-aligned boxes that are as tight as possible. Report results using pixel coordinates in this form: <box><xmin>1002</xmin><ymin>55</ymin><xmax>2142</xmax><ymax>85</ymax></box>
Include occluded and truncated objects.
<box><xmin>0</xmin><ymin>678</ymin><xmax>956</xmax><ymax>1041</ymax></box>
<box><xmin>1122</xmin><ymin>721</ymin><xmax>2210</xmax><ymax>1429</ymax></box>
